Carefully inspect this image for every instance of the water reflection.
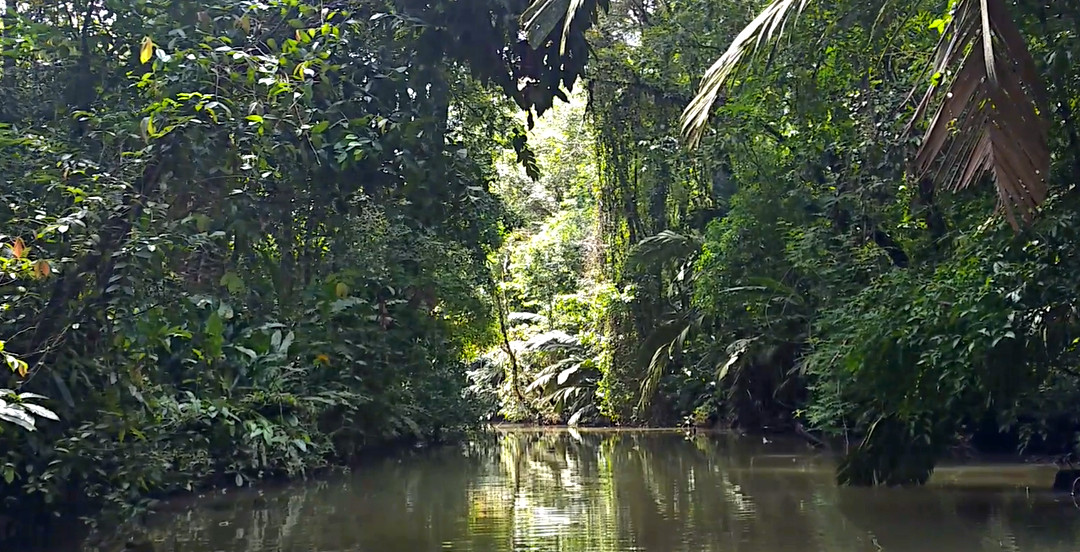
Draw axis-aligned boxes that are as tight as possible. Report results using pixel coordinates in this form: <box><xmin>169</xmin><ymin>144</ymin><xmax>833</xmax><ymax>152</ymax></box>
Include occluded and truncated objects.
<box><xmin>126</xmin><ymin>429</ymin><xmax>1077</xmax><ymax>552</ymax></box>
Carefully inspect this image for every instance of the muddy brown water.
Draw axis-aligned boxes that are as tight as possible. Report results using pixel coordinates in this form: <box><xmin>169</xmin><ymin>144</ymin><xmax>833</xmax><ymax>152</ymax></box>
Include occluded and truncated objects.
<box><xmin>70</xmin><ymin>428</ymin><xmax>1080</xmax><ymax>551</ymax></box>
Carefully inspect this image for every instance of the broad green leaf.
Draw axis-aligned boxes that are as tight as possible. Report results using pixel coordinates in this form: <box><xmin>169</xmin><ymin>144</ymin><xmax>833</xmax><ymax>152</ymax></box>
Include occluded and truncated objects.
<box><xmin>21</xmin><ymin>403</ymin><xmax>59</xmax><ymax>422</ymax></box>
<box><xmin>233</xmin><ymin>346</ymin><xmax>258</xmax><ymax>360</ymax></box>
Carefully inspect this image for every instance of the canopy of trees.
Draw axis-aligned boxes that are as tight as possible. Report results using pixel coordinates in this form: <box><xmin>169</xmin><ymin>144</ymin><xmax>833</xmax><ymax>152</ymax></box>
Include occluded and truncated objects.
<box><xmin>2</xmin><ymin>0</ymin><xmax>1079</xmax><ymax>545</ymax></box>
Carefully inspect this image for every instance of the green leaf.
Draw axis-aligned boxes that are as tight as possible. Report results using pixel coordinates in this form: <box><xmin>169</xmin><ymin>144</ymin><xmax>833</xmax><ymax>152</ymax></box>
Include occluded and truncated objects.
<box><xmin>20</xmin><ymin>403</ymin><xmax>59</xmax><ymax>422</ymax></box>
<box><xmin>220</xmin><ymin>271</ymin><xmax>245</xmax><ymax>294</ymax></box>
<box><xmin>567</xmin><ymin>407</ymin><xmax>587</xmax><ymax>427</ymax></box>
<box><xmin>279</xmin><ymin>331</ymin><xmax>294</xmax><ymax>354</ymax></box>
<box><xmin>0</xmin><ymin>403</ymin><xmax>36</xmax><ymax>431</ymax></box>
<box><xmin>233</xmin><ymin>346</ymin><xmax>258</xmax><ymax>360</ymax></box>
<box><xmin>557</xmin><ymin>364</ymin><xmax>579</xmax><ymax>385</ymax></box>
<box><xmin>206</xmin><ymin>312</ymin><xmax>225</xmax><ymax>359</ymax></box>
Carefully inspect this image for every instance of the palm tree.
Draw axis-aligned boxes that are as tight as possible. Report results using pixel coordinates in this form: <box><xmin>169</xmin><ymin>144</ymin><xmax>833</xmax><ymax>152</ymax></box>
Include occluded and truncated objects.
<box><xmin>522</xmin><ymin>0</ymin><xmax>1051</xmax><ymax>227</ymax></box>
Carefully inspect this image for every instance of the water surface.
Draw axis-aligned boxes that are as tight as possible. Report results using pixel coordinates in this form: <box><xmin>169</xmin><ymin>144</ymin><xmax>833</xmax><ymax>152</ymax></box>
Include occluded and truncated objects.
<box><xmin>137</xmin><ymin>428</ymin><xmax>1078</xmax><ymax>552</ymax></box>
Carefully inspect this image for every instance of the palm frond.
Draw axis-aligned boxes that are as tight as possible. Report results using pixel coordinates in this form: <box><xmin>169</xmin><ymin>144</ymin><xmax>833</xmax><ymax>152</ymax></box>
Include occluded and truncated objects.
<box><xmin>722</xmin><ymin>277</ymin><xmax>806</xmax><ymax>307</ymax></box>
<box><xmin>466</xmin><ymin>357</ymin><xmax>505</xmax><ymax>386</ymax></box>
<box><xmin>524</xmin><ymin>330</ymin><xmax>582</xmax><ymax>352</ymax></box>
<box><xmin>560</xmin><ymin>0</ymin><xmax>587</xmax><ymax>55</ymax></box>
<box><xmin>557</xmin><ymin>362</ymin><xmax>581</xmax><ymax>385</ymax></box>
<box><xmin>525</xmin><ymin>370</ymin><xmax>556</xmax><ymax>393</ymax></box>
<box><xmin>627</xmin><ymin>230</ymin><xmax>703</xmax><ymax>270</ymax></box>
<box><xmin>567</xmin><ymin>405</ymin><xmax>592</xmax><ymax>426</ymax></box>
<box><xmin>521</xmin><ymin>0</ymin><xmax>608</xmax><ymax>51</ymax></box>
<box><xmin>522</xmin><ymin>0</ymin><xmax>571</xmax><ymax>49</ymax></box>
<box><xmin>680</xmin><ymin>0</ymin><xmax>812</xmax><ymax>147</ymax></box>
<box><xmin>637</xmin><ymin>346</ymin><xmax>672</xmax><ymax>414</ymax></box>
<box><xmin>909</xmin><ymin>0</ymin><xmax>1049</xmax><ymax>227</ymax></box>
<box><xmin>508</xmin><ymin>311</ymin><xmax>548</xmax><ymax>325</ymax></box>
<box><xmin>635</xmin><ymin>310</ymin><xmax>709</xmax><ymax>413</ymax></box>
<box><xmin>679</xmin><ymin>0</ymin><xmax>1048</xmax><ymax>225</ymax></box>
<box><xmin>717</xmin><ymin>337</ymin><xmax>758</xmax><ymax>382</ymax></box>
<box><xmin>525</xmin><ymin>357</ymin><xmax>581</xmax><ymax>393</ymax></box>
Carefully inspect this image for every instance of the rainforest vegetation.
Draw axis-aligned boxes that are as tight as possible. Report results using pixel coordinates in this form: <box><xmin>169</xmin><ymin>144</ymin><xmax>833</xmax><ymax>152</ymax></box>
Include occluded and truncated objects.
<box><xmin>2</xmin><ymin>0</ymin><xmax>1080</xmax><ymax>544</ymax></box>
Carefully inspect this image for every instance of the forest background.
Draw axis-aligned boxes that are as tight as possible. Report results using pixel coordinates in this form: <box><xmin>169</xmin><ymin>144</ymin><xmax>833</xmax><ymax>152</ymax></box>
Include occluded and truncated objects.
<box><xmin>1</xmin><ymin>0</ymin><xmax>1079</xmax><ymax>545</ymax></box>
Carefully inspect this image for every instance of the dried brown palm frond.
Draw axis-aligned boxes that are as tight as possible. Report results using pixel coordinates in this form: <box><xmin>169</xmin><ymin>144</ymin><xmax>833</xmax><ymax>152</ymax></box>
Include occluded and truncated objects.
<box><xmin>679</xmin><ymin>0</ymin><xmax>812</xmax><ymax>148</ymax></box>
<box><xmin>677</xmin><ymin>0</ymin><xmax>1050</xmax><ymax>226</ymax></box>
<box><xmin>909</xmin><ymin>0</ymin><xmax>1049</xmax><ymax>227</ymax></box>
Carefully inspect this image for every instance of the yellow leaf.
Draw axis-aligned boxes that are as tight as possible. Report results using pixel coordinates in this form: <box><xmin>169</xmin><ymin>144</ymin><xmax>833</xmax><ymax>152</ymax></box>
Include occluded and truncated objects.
<box><xmin>140</xmin><ymin>36</ymin><xmax>154</xmax><ymax>64</ymax></box>
<box><xmin>7</xmin><ymin>355</ymin><xmax>29</xmax><ymax>378</ymax></box>
<box><xmin>33</xmin><ymin>260</ymin><xmax>50</xmax><ymax>279</ymax></box>
<box><xmin>139</xmin><ymin>117</ymin><xmax>151</xmax><ymax>143</ymax></box>
<box><xmin>315</xmin><ymin>354</ymin><xmax>330</xmax><ymax>365</ymax></box>
<box><xmin>11</xmin><ymin>237</ymin><xmax>25</xmax><ymax>259</ymax></box>
<box><xmin>335</xmin><ymin>282</ymin><xmax>348</xmax><ymax>298</ymax></box>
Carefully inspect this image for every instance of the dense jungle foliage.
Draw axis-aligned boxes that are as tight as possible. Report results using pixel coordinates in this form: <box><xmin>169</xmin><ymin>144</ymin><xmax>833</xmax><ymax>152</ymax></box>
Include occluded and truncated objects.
<box><xmin>1</xmin><ymin>0</ymin><xmax>1079</xmax><ymax>544</ymax></box>
<box><xmin>473</xmin><ymin>0</ymin><xmax>1080</xmax><ymax>487</ymax></box>
<box><xmin>0</xmin><ymin>0</ymin><xmax>583</xmax><ymax>542</ymax></box>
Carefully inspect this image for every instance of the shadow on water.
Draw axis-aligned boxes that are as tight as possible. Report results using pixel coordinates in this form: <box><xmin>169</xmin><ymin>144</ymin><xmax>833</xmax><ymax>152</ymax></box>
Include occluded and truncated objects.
<box><xmin>58</xmin><ymin>429</ymin><xmax>1080</xmax><ymax>552</ymax></box>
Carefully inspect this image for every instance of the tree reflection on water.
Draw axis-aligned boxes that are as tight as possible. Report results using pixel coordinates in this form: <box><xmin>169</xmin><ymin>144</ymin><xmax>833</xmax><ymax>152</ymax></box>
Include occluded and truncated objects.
<box><xmin>134</xmin><ymin>429</ymin><xmax>1079</xmax><ymax>552</ymax></box>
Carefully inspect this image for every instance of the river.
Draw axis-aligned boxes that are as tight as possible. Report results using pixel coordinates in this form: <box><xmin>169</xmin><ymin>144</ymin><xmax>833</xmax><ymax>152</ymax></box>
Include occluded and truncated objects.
<box><xmin>103</xmin><ymin>428</ymin><xmax>1080</xmax><ymax>551</ymax></box>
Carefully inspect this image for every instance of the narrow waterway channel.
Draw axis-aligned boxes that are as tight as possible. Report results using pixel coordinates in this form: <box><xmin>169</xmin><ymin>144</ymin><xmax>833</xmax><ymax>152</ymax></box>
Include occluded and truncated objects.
<box><xmin>96</xmin><ymin>429</ymin><xmax>1080</xmax><ymax>551</ymax></box>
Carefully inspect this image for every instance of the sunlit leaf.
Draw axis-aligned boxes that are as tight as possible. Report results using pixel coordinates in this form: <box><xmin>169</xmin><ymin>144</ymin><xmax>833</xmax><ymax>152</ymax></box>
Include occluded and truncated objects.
<box><xmin>21</xmin><ymin>403</ymin><xmax>59</xmax><ymax>422</ymax></box>
<box><xmin>567</xmin><ymin>407</ymin><xmax>586</xmax><ymax>426</ymax></box>
<box><xmin>0</xmin><ymin>403</ymin><xmax>36</xmax><ymax>431</ymax></box>
<box><xmin>233</xmin><ymin>346</ymin><xmax>258</xmax><ymax>360</ymax></box>
<box><xmin>139</xmin><ymin>36</ymin><xmax>154</xmax><ymax>64</ymax></box>
<box><xmin>523</xmin><ymin>330</ymin><xmax>580</xmax><ymax>352</ymax></box>
<box><xmin>557</xmin><ymin>364</ymin><xmax>579</xmax><ymax>385</ymax></box>
<box><xmin>507</xmin><ymin>312</ymin><xmax>547</xmax><ymax>325</ymax></box>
